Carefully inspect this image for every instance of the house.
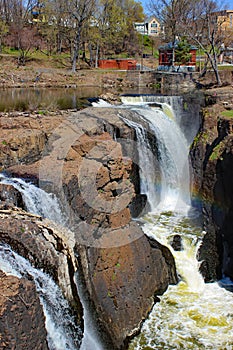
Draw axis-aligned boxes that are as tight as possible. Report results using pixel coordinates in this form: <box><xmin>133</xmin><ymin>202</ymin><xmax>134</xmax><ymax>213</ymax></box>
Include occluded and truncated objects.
<box><xmin>134</xmin><ymin>16</ymin><xmax>163</xmax><ymax>36</ymax></box>
<box><xmin>158</xmin><ymin>41</ymin><xmax>197</xmax><ymax>72</ymax></box>
<box><xmin>212</xmin><ymin>10</ymin><xmax>233</xmax><ymax>31</ymax></box>
<box><xmin>30</xmin><ymin>3</ymin><xmax>46</xmax><ymax>23</ymax></box>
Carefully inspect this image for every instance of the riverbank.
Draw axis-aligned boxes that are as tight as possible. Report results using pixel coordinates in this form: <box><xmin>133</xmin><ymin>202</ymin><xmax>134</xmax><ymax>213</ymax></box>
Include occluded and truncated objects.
<box><xmin>2</xmin><ymin>54</ymin><xmax>232</xmax><ymax>92</ymax></box>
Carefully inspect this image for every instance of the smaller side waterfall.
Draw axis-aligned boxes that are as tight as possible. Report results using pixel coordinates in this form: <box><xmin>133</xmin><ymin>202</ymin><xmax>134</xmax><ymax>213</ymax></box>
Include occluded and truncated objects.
<box><xmin>0</xmin><ymin>173</ymin><xmax>104</xmax><ymax>350</ymax></box>
<box><xmin>75</xmin><ymin>272</ymin><xmax>104</xmax><ymax>350</ymax></box>
<box><xmin>0</xmin><ymin>244</ymin><xmax>82</xmax><ymax>350</ymax></box>
<box><xmin>0</xmin><ymin>174</ymin><xmax>67</xmax><ymax>225</ymax></box>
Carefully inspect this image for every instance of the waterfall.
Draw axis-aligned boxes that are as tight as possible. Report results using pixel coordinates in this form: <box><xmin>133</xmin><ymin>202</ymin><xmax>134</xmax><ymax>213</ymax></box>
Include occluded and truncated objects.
<box><xmin>121</xmin><ymin>117</ymin><xmax>160</xmax><ymax>210</ymax></box>
<box><xmin>0</xmin><ymin>244</ymin><xmax>81</xmax><ymax>350</ymax></box>
<box><xmin>75</xmin><ymin>272</ymin><xmax>104</xmax><ymax>350</ymax></box>
<box><xmin>0</xmin><ymin>174</ymin><xmax>67</xmax><ymax>225</ymax></box>
<box><xmin>2</xmin><ymin>94</ymin><xmax>233</xmax><ymax>350</ymax></box>
<box><xmin>0</xmin><ymin>173</ymin><xmax>104</xmax><ymax>350</ymax></box>
<box><xmin>119</xmin><ymin>101</ymin><xmax>190</xmax><ymax>213</ymax></box>
<box><xmin>118</xmin><ymin>96</ymin><xmax>233</xmax><ymax>350</ymax></box>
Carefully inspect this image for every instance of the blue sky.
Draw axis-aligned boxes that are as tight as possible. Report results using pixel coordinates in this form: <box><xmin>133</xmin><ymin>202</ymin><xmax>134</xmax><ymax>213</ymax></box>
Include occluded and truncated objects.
<box><xmin>140</xmin><ymin>0</ymin><xmax>233</xmax><ymax>13</ymax></box>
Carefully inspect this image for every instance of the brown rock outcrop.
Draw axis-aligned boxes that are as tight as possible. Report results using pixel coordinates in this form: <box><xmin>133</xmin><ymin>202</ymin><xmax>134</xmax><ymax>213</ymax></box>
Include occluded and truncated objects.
<box><xmin>0</xmin><ymin>270</ymin><xmax>49</xmax><ymax>350</ymax></box>
<box><xmin>0</xmin><ymin>183</ymin><xmax>26</xmax><ymax>209</ymax></box>
<box><xmin>0</xmin><ymin>111</ymin><xmax>65</xmax><ymax>170</ymax></box>
<box><xmin>1</xmin><ymin>107</ymin><xmax>177</xmax><ymax>348</ymax></box>
<box><xmin>0</xmin><ymin>204</ymin><xmax>82</xmax><ymax>320</ymax></box>
<box><xmin>77</xmin><ymin>228</ymin><xmax>177</xmax><ymax>349</ymax></box>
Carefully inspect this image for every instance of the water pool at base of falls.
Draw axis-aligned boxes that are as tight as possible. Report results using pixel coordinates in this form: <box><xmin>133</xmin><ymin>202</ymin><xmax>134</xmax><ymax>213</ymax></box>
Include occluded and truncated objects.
<box><xmin>129</xmin><ymin>211</ymin><xmax>233</xmax><ymax>350</ymax></box>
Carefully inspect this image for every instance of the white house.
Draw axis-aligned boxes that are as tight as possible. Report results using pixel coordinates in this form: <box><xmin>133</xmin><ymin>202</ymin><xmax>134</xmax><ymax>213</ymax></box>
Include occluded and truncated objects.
<box><xmin>134</xmin><ymin>16</ymin><xmax>163</xmax><ymax>36</ymax></box>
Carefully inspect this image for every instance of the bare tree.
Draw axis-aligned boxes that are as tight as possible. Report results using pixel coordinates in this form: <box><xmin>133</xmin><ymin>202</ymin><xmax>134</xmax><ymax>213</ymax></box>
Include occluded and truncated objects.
<box><xmin>66</xmin><ymin>0</ymin><xmax>96</xmax><ymax>72</ymax></box>
<box><xmin>4</xmin><ymin>0</ymin><xmax>39</xmax><ymax>65</ymax></box>
<box><xmin>148</xmin><ymin>0</ymin><xmax>228</xmax><ymax>85</ymax></box>
<box><xmin>148</xmin><ymin>0</ymin><xmax>190</xmax><ymax>65</ymax></box>
<box><xmin>180</xmin><ymin>0</ymin><xmax>227</xmax><ymax>85</ymax></box>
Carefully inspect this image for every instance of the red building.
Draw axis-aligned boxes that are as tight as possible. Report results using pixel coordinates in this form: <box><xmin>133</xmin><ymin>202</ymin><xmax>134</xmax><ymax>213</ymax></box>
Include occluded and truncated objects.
<box><xmin>98</xmin><ymin>59</ymin><xmax>137</xmax><ymax>70</ymax></box>
<box><xmin>158</xmin><ymin>42</ymin><xmax>197</xmax><ymax>71</ymax></box>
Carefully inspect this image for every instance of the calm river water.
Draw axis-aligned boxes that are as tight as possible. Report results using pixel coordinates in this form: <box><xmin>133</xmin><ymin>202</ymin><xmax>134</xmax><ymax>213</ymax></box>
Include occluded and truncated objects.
<box><xmin>0</xmin><ymin>87</ymin><xmax>161</xmax><ymax>112</ymax></box>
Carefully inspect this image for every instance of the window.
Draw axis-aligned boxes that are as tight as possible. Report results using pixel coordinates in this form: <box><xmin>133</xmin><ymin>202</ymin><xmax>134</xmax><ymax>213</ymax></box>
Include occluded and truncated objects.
<box><xmin>151</xmin><ymin>22</ymin><xmax>158</xmax><ymax>28</ymax></box>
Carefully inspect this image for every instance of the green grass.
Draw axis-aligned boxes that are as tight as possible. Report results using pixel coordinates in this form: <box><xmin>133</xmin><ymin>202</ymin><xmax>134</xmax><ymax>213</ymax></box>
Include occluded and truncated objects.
<box><xmin>218</xmin><ymin>65</ymin><xmax>233</xmax><ymax>71</ymax></box>
<box><xmin>209</xmin><ymin>142</ymin><xmax>224</xmax><ymax>161</ymax></box>
<box><xmin>220</xmin><ymin>110</ymin><xmax>233</xmax><ymax>118</ymax></box>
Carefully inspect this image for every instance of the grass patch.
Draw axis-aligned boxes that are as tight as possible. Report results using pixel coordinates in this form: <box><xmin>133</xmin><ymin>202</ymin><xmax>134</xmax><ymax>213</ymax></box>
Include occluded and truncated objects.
<box><xmin>218</xmin><ymin>65</ymin><xmax>233</xmax><ymax>71</ymax></box>
<box><xmin>209</xmin><ymin>142</ymin><xmax>224</xmax><ymax>161</ymax></box>
<box><xmin>220</xmin><ymin>110</ymin><xmax>233</xmax><ymax>118</ymax></box>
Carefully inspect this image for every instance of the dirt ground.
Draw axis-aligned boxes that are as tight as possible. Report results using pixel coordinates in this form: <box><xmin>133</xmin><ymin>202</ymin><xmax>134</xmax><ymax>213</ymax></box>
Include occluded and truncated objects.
<box><xmin>0</xmin><ymin>54</ymin><xmax>158</xmax><ymax>89</ymax></box>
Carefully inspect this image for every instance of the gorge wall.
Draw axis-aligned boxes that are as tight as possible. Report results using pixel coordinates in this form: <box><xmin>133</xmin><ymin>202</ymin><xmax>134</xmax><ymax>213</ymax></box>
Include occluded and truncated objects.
<box><xmin>190</xmin><ymin>87</ymin><xmax>233</xmax><ymax>282</ymax></box>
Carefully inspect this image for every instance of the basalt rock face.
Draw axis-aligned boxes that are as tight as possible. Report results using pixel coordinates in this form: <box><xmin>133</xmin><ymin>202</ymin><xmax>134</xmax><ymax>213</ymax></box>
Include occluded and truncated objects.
<box><xmin>1</xmin><ymin>107</ymin><xmax>177</xmax><ymax>349</ymax></box>
<box><xmin>76</xmin><ymin>230</ymin><xmax>177</xmax><ymax>350</ymax></box>
<box><xmin>0</xmin><ymin>111</ymin><xmax>64</xmax><ymax>171</ymax></box>
<box><xmin>190</xmin><ymin>90</ymin><xmax>233</xmax><ymax>282</ymax></box>
<box><xmin>0</xmin><ymin>270</ymin><xmax>49</xmax><ymax>350</ymax></box>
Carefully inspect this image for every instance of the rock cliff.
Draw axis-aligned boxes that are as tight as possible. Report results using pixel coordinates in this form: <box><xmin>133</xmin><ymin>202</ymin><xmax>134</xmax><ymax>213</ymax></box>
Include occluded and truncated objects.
<box><xmin>0</xmin><ymin>107</ymin><xmax>177</xmax><ymax>349</ymax></box>
<box><xmin>190</xmin><ymin>87</ymin><xmax>233</xmax><ymax>282</ymax></box>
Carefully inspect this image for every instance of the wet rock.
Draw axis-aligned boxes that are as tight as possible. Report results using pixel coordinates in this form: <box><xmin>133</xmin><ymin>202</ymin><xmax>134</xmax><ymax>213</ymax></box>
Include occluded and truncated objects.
<box><xmin>0</xmin><ymin>183</ymin><xmax>26</xmax><ymax>209</ymax></box>
<box><xmin>0</xmin><ymin>205</ymin><xmax>82</xmax><ymax>321</ymax></box>
<box><xmin>170</xmin><ymin>234</ymin><xmax>183</xmax><ymax>251</ymax></box>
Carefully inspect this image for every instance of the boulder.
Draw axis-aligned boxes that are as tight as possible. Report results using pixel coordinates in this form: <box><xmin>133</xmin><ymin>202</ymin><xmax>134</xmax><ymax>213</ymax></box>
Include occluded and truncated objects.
<box><xmin>0</xmin><ymin>183</ymin><xmax>26</xmax><ymax>209</ymax></box>
<box><xmin>76</xmin><ymin>223</ymin><xmax>177</xmax><ymax>349</ymax></box>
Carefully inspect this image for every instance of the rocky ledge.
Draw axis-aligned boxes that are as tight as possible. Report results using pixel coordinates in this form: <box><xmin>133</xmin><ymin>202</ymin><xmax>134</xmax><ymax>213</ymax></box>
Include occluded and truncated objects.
<box><xmin>0</xmin><ymin>107</ymin><xmax>177</xmax><ymax>349</ymax></box>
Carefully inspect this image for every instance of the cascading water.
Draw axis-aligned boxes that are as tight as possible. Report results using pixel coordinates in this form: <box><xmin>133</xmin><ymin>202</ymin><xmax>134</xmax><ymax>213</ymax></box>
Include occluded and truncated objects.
<box><xmin>117</xmin><ymin>95</ymin><xmax>233</xmax><ymax>350</ymax></box>
<box><xmin>0</xmin><ymin>173</ymin><xmax>103</xmax><ymax>350</ymax></box>
<box><xmin>119</xmin><ymin>99</ymin><xmax>190</xmax><ymax>212</ymax></box>
<box><xmin>0</xmin><ymin>243</ymin><xmax>81</xmax><ymax>350</ymax></box>
<box><xmin>121</xmin><ymin>117</ymin><xmax>160</xmax><ymax>210</ymax></box>
<box><xmin>0</xmin><ymin>174</ymin><xmax>67</xmax><ymax>225</ymax></box>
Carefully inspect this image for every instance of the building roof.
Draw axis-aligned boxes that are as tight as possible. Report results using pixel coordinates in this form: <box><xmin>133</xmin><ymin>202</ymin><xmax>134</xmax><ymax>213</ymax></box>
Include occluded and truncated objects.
<box><xmin>159</xmin><ymin>41</ymin><xmax>197</xmax><ymax>51</ymax></box>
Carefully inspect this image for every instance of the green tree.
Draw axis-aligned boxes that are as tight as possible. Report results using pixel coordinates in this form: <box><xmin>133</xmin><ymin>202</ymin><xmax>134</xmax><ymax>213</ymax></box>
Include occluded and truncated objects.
<box><xmin>175</xmin><ymin>38</ymin><xmax>191</xmax><ymax>69</ymax></box>
<box><xmin>95</xmin><ymin>0</ymin><xmax>144</xmax><ymax>58</ymax></box>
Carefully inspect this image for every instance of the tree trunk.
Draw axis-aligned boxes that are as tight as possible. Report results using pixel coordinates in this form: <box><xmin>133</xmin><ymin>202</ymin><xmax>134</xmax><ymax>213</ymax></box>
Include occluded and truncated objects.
<box><xmin>95</xmin><ymin>42</ymin><xmax>99</xmax><ymax>68</ymax></box>
<box><xmin>72</xmin><ymin>40</ymin><xmax>78</xmax><ymax>72</ymax></box>
<box><xmin>72</xmin><ymin>24</ymin><xmax>82</xmax><ymax>72</ymax></box>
